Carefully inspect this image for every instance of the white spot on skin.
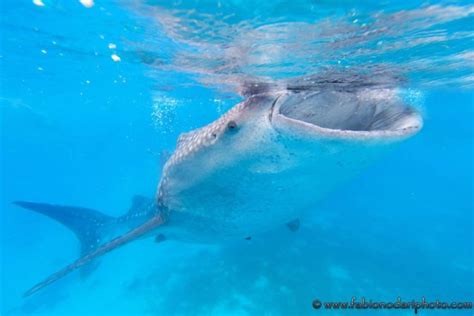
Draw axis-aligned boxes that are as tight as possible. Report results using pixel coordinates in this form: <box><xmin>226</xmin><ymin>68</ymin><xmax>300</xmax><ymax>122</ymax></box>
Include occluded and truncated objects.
<box><xmin>33</xmin><ymin>0</ymin><xmax>45</xmax><ymax>6</ymax></box>
<box><xmin>41</xmin><ymin>49</ymin><xmax>47</xmax><ymax>54</ymax></box>
<box><xmin>111</xmin><ymin>54</ymin><xmax>121</xmax><ymax>62</ymax></box>
<box><xmin>108</xmin><ymin>43</ymin><xmax>116</xmax><ymax>49</ymax></box>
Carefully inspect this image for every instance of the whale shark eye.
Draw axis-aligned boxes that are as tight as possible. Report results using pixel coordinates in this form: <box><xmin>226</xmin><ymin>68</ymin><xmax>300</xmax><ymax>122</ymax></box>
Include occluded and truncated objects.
<box><xmin>227</xmin><ymin>120</ymin><xmax>238</xmax><ymax>131</ymax></box>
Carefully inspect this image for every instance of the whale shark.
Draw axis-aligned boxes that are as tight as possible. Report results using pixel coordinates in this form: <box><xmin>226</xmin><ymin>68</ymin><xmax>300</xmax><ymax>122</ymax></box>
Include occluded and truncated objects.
<box><xmin>15</xmin><ymin>75</ymin><xmax>422</xmax><ymax>296</ymax></box>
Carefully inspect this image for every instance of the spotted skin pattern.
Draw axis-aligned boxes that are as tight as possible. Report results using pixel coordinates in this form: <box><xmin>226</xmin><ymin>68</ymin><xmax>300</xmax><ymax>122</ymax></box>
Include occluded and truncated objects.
<box><xmin>157</xmin><ymin>100</ymin><xmax>248</xmax><ymax>204</ymax></box>
<box><xmin>19</xmin><ymin>81</ymin><xmax>423</xmax><ymax>296</ymax></box>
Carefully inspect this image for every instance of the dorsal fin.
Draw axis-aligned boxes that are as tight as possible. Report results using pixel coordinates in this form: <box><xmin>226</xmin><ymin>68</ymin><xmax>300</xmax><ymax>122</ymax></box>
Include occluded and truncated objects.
<box><xmin>126</xmin><ymin>195</ymin><xmax>154</xmax><ymax>217</ymax></box>
<box><xmin>130</xmin><ymin>195</ymin><xmax>150</xmax><ymax>210</ymax></box>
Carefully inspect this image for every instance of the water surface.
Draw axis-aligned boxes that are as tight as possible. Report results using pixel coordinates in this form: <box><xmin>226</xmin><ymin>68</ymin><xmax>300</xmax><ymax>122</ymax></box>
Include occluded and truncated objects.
<box><xmin>1</xmin><ymin>0</ymin><xmax>473</xmax><ymax>315</ymax></box>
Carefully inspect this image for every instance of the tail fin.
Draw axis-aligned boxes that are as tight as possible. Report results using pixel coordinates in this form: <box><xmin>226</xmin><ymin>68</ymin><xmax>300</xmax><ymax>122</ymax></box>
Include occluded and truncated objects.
<box><xmin>14</xmin><ymin>201</ymin><xmax>114</xmax><ymax>256</ymax></box>
<box><xmin>23</xmin><ymin>215</ymin><xmax>165</xmax><ymax>297</ymax></box>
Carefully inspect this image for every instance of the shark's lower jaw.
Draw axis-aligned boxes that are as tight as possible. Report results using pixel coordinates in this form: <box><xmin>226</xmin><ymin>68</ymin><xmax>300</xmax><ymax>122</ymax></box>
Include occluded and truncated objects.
<box><xmin>272</xmin><ymin>89</ymin><xmax>423</xmax><ymax>140</ymax></box>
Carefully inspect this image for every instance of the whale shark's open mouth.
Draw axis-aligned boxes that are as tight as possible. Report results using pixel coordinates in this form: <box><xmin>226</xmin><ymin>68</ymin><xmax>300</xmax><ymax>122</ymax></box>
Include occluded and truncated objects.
<box><xmin>273</xmin><ymin>89</ymin><xmax>422</xmax><ymax>139</ymax></box>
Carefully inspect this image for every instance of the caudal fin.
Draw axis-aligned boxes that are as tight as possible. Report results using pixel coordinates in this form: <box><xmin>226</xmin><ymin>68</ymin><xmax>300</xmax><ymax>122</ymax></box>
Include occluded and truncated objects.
<box><xmin>14</xmin><ymin>201</ymin><xmax>114</xmax><ymax>256</ymax></box>
<box><xmin>23</xmin><ymin>215</ymin><xmax>165</xmax><ymax>297</ymax></box>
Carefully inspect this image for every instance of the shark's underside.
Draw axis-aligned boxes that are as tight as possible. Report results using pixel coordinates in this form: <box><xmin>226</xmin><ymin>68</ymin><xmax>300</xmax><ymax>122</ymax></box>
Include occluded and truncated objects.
<box><xmin>15</xmin><ymin>75</ymin><xmax>422</xmax><ymax>297</ymax></box>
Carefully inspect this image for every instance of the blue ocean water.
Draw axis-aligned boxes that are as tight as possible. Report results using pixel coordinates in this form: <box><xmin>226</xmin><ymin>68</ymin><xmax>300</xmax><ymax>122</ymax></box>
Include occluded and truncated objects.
<box><xmin>1</xmin><ymin>0</ymin><xmax>473</xmax><ymax>315</ymax></box>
